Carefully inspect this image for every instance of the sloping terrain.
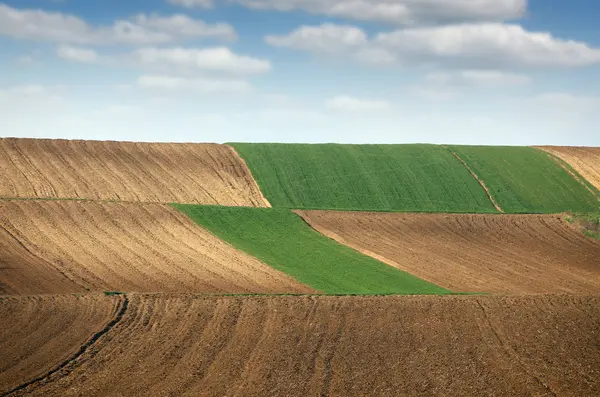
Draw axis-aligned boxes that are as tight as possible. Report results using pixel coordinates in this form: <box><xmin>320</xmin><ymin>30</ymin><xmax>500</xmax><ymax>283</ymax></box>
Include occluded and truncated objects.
<box><xmin>537</xmin><ymin>146</ymin><xmax>600</xmax><ymax>192</ymax></box>
<box><xmin>297</xmin><ymin>211</ymin><xmax>600</xmax><ymax>294</ymax></box>
<box><xmin>229</xmin><ymin>143</ymin><xmax>497</xmax><ymax>212</ymax></box>
<box><xmin>0</xmin><ymin>294</ymin><xmax>118</xmax><ymax>395</ymax></box>
<box><xmin>9</xmin><ymin>294</ymin><xmax>600</xmax><ymax>397</ymax></box>
<box><xmin>449</xmin><ymin>145</ymin><xmax>600</xmax><ymax>213</ymax></box>
<box><xmin>173</xmin><ymin>205</ymin><xmax>449</xmax><ymax>294</ymax></box>
<box><xmin>0</xmin><ymin>200</ymin><xmax>312</xmax><ymax>295</ymax></box>
<box><xmin>0</xmin><ymin>138</ymin><xmax>269</xmax><ymax>206</ymax></box>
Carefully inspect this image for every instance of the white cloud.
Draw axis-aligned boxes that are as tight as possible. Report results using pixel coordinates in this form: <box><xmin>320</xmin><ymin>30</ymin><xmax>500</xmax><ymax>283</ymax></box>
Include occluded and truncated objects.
<box><xmin>266</xmin><ymin>24</ymin><xmax>367</xmax><ymax>54</ymax></box>
<box><xmin>0</xmin><ymin>4</ymin><xmax>235</xmax><ymax>44</ymax></box>
<box><xmin>425</xmin><ymin>70</ymin><xmax>531</xmax><ymax>87</ymax></box>
<box><xmin>168</xmin><ymin>0</ymin><xmax>214</xmax><ymax>8</ymax></box>
<box><xmin>227</xmin><ymin>0</ymin><xmax>525</xmax><ymax>24</ymax></box>
<box><xmin>137</xmin><ymin>74</ymin><xmax>252</xmax><ymax>93</ymax></box>
<box><xmin>57</xmin><ymin>45</ymin><xmax>98</xmax><ymax>63</ymax></box>
<box><xmin>267</xmin><ymin>23</ymin><xmax>600</xmax><ymax>69</ymax></box>
<box><xmin>326</xmin><ymin>96</ymin><xmax>393</xmax><ymax>111</ymax></box>
<box><xmin>133</xmin><ymin>47</ymin><xmax>271</xmax><ymax>75</ymax></box>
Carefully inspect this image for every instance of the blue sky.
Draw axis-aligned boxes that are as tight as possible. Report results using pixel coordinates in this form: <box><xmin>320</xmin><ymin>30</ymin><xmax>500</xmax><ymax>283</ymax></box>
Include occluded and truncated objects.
<box><xmin>1</xmin><ymin>0</ymin><xmax>599</xmax><ymax>145</ymax></box>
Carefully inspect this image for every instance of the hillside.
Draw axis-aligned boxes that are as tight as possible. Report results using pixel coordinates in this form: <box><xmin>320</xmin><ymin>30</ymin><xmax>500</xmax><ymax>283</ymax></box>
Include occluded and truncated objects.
<box><xmin>173</xmin><ymin>205</ymin><xmax>449</xmax><ymax>295</ymax></box>
<box><xmin>297</xmin><ymin>210</ymin><xmax>600</xmax><ymax>294</ymax></box>
<box><xmin>537</xmin><ymin>146</ymin><xmax>600</xmax><ymax>191</ymax></box>
<box><xmin>229</xmin><ymin>143</ymin><xmax>497</xmax><ymax>212</ymax></box>
<box><xmin>0</xmin><ymin>138</ymin><xmax>269</xmax><ymax>206</ymax></box>
<box><xmin>6</xmin><ymin>294</ymin><xmax>600</xmax><ymax>397</ymax></box>
<box><xmin>0</xmin><ymin>200</ymin><xmax>312</xmax><ymax>295</ymax></box>
<box><xmin>448</xmin><ymin>145</ymin><xmax>600</xmax><ymax>213</ymax></box>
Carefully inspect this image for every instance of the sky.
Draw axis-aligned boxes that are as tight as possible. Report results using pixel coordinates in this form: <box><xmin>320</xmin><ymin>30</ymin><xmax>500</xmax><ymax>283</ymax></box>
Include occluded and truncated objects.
<box><xmin>1</xmin><ymin>0</ymin><xmax>599</xmax><ymax>145</ymax></box>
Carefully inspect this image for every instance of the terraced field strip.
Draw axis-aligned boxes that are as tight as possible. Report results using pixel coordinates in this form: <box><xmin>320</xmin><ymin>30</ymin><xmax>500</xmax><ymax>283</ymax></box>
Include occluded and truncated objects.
<box><xmin>0</xmin><ymin>200</ymin><xmax>312</xmax><ymax>295</ymax></box>
<box><xmin>173</xmin><ymin>205</ymin><xmax>449</xmax><ymax>294</ymax></box>
<box><xmin>0</xmin><ymin>138</ymin><xmax>269</xmax><ymax>206</ymax></box>
<box><xmin>298</xmin><ymin>210</ymin><xmax>600</xmax><ymax>294</ymax></box>
<box><xmin>9</xmin><ymin>294</ymin><xmax>600</xmax><ymax>397</ymax></box>
<box><xmin>448</xmin><ymin>145</ymin><xmax>600</xmax><ymax>213</ymax></box>
<box><xmin>229</xmin><ymin>143</ymin><xmax>498</xmax><ymax>212</ymax></box>
<box><xmin>536</xmin><ymin>146</ymin><xmax>600</xmax><ymax>192</ymax></box>
<box><xmin>0</xmin><ymin>294</ymin><xmax>118</xmax><ymax>395</ymax></box>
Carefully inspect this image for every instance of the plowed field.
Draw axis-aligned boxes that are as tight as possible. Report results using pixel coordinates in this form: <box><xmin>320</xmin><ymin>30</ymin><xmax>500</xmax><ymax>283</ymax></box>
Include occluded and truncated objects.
<box><xmin>0</xmin><ymin>138</ymin><xmax>269</xmax><ymax>206</ymax></box>
<box><xmin>297</xmin><ymin>211</ymin><xmax>600</xmax><ymax>294</ymax></box>
<box><xmin>7</xmin><ymin>294</ymin><xmax>600</xmax><ymax>396</ymax></box>
<box><xmin>537</xmin><ymin>146</ymin><xmax>600</xmax><ymax>192</ymax></box>
<box><xmin>0</xmin><ymin>294</ymin><xmax>118</xmax><ymax>395</ymax></box>
<box><xmin>0</xmin><ymin>200</ymin><xmax>312</xmax><ymax>295</ymax></box>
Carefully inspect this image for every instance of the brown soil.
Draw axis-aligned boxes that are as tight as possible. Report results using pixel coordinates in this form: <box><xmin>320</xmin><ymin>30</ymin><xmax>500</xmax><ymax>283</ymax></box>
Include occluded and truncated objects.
<box><xmin>0</xmin><ymin>138</ymin><xmax>268</xmax><ymax>206</ymax></box>
<box><xmin>297</xmin><ymin>210</ymin><xmax>600</xmax><ymax>294</ymax></box>
<box><xmin>0</xmin><ymin>294</ymin><xmax>118</xmax><ymax>394</ymax></box>
<box><xmin>0</xmin><ymin>200</ymin><xmax>313</xmax><ymax>295</ymax></box>
<box><xmin>6</xmin><ymin>294</ymin><xmax>600</xmax><ymax>397</ymax></box>
<box><xmin>537</xmin><ymin>146</ymin><xmax>600</xmax><ymax>192</ymax></box>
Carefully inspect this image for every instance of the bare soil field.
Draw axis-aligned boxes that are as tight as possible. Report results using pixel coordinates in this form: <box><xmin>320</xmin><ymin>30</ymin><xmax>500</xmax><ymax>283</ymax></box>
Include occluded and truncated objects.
<box><xmin>6</xmin><ymin>294</ymin><xmax>600</xmax><ymax>396</ymax></box>
<box><xmin>0</xmin><ymin>294</ymin><xmax>118</xmax><ymax>395</ymax></box>
<box><xmin>0</xmin><ymin>138</ymin><xmax>269</xmax><ymax>206</ymax></box>
<box><xmin>297</xmin><ymin>211</ymin><xmax>600</xmax><ymax>294</ymax></box>
<box><xmin>537</xmin><ymin>146</ymin><xmax>600</xmax><ymax>192</ymax></box>
<box><xmin>0</xmin><ymin>200</ymin><xmax>312</xmax><ymax>295</ymax></box>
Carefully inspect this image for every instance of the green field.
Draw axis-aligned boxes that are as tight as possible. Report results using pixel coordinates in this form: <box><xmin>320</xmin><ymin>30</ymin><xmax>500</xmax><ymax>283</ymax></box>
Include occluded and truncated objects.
<box><xmin>229</xmin><ymin>143</ymin><xmax>497</xmax><ymax>212</ymax></box>
<box><xmin>173</xmin><ymin>204</ymin><xmax>451</xmax><ymax>295</ymax></box>
<box><xmin>449</xmin><ymin>146</ymin><xmax>600</xmax><ymax>213</ymax></box>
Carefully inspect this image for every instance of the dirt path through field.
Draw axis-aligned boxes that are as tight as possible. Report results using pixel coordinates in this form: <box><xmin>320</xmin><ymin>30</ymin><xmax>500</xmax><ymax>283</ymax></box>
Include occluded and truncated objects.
<box><xmin>7</xmin><ymin>294</ymin><xmax>599</xmax><ymax>396</ymax></box>
<box><xmin>0</xmin><ymin>200</ymin><xmax>313</xmax><ymax>295</ymax></box>
<box><xmin>0</xmin><ymin>294</ymin><xmax>118</xmax><ymax>395</ymax></box>
<box><xmin>297</xmin><ymin>211</ymin><xmax>600</xmax><ymax>294</ymax></box>
<box><xmin>537</xmin><ymin>146</ymin><xmax>600</xmax><ymax>192</ymax></box>
<box><xmin>0</xmin><ymin>138</ymin><xmax>268</xmax><ymax>206</ymax></box>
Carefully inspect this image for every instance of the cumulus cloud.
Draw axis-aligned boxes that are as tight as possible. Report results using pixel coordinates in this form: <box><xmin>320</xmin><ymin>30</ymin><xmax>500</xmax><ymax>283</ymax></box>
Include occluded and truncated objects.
<box><xmin>221</xmin><ymin>0</ymin><xmax>525</xmax><ymax>25</ymax></box>
<box><xmin>137</xmin><ymin>74</ymin><xmax>252</xmax><ymax>93</ymax></box>
<box><xmin>0</xmin><ymin>4</ymin><xmax>235</xmax><ymax>44</ymax></box>
<box><xmin>267</xmin><ymin>23</ymin><xmax>600</xmax><ymax>69</ymax></box>
<box><xmin>425</xmin><ymin>70</ymin><xmax>531</xmax><ymax>87</ymax></box>
<box><xmin>133</xmin><ymin>47</ymin><xmax>271</xmax><ymax>75</ymax></box>
<box><xmin>326</xmin><ymin>96</ymin><xmax>393</xmax><ymax>111</ymax></box>
<box><xmin>57</xmin><ymin>45</ymin><xmax>99</xmax><ymax>63</ymax></box>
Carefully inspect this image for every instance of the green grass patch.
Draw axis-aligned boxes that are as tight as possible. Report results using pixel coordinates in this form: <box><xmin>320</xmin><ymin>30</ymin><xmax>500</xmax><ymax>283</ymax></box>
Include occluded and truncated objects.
<box><xmin>103</xmin><ymin>291</ymin><xmax>124</xmax><ymax>296</ymax></box>
<box><xmin>173</xmin><ymin>204</ymin><xmax>451</xmax><ymax>295</ymax></box>
<box><xmin>448</xmin><ymin>146</ymin><xmax>600</xmax><ymax>213</ymax></box>
<box><xmin>229</xmin><ymin>143</ymin><xmax>497</xmax><ymax>212</ymax></box>
<box><xmin>566</xmin><ymin>213</ymin><xmax>600</xmax><ymax>241</ymax></box>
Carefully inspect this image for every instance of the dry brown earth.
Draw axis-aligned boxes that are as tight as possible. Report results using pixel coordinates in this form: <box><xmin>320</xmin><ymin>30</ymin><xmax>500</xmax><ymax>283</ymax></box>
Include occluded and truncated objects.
<box><xmin>537</xmin><ymin>146</ymin><xmax>600</xmax><ymax>191</ymax></box>
<box><xmin>0</xmin><ymin>138</ymin><xmax>269</xmax><ymax>206</ymax></box>
<box><xmin>5</xmin><ymin>294</ymin><xmax>599</xmax><ymax>397</ymax></box>
<box><xmin>0</xmin><ymin>294</ymin><xmax>118</xmax><ymax>395</ymax></box>
<box><xmin>297</xmin><ymin>211</ymin><xmax>600</xmax><ymax>294</ymax></box>
<box><xmin>0</xmin><ymin>200</ymin><xmax>312</xmax><ymax>295</ymax></box>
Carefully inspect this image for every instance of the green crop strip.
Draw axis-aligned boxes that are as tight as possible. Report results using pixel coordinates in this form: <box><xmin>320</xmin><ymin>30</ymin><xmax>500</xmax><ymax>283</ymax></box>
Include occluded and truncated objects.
<box><xmin>172</xmin><ymin>204</ymin><xmax>451</xmax><ymax>295</ymax></box>
<box><xmin>228</xmin><ymin>143</ymin><xmax>498</xmax><ymax>213</ymax></box>
<box><xmin>447</xmin><ymin>146</ymin><xmax>600</xmax><ymax>213</ymax></box>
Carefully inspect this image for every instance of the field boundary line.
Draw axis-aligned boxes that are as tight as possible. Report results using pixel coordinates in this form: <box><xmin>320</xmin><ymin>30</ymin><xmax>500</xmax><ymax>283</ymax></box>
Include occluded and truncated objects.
<box><xmin>444</xmin><ymin>147</ymin><xmax>504</xmax><ymax>213</ymax></box>
<box><xmin>1</xmin><ymin>294</ymin><xmax>129</xmax><ymax>397</ymax></box>
<box><xmin>293</xmin><ymin>210</ymin><xmax>450</xmax><ymax>291</ymax></box>
<box><xmin>535</xmin><ymin>148</ymin><xmax>600</xmax><ymax>201</ymax></box>
<box><xmin>224</xmin><ymin>144</ymin><xmax>272</xmax><ymax>208</ymax></box>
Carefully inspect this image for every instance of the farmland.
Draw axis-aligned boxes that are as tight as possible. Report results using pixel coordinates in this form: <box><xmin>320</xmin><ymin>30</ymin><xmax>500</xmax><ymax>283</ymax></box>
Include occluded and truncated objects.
<box><xmin>229</xmin><ymin>143</ymin><xmax>497</xmax><ymax>212</ymax></box>
<box><xmin>297</xmin><ymin>210</ymin><xmax>600</xmax><ymax>294</ymax></box>
<box><xmin>0</xmin><ymin>200</ymin><xmax>311</xmax><ymax>295</ymax></box>
<box><xmin>173</xmin><ymin>205</ymin><xmax>450</xmax><ymax>294</ymax></box>
<box><xmin>2</xmin><ymin>137</ymin><xmax>600</xmax><ymax>396</ymax></box>
<box><xmin>448</xmin><ymin>145</ymin><xmax>600</xmax><ymax>213</ymax></box>
<box><xmin>6</xmin><ymin>294</ymin><xmax>600</xmax><ymax>396</ymax></box>
<box><xmin>537</xmin><ymin>146</ymin><xmax>600</xmax><ymax>191</ymax></box>
<box><xmin>0</xmin><ymin>138</ymin><xmax>268</xmax><ymax>206</ymax></box>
